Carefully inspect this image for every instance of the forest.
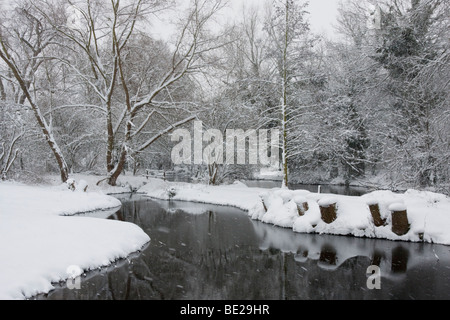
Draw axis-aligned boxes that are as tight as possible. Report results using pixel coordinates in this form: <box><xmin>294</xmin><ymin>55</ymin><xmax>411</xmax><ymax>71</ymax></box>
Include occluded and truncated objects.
<box><xmin>0</xmin><ymin>0</ymin><xmax>449</xmax><ymax>194</ymax></box>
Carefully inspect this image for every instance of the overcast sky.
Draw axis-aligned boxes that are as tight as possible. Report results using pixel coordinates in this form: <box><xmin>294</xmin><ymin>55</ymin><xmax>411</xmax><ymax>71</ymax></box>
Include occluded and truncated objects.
<box><xmin>228</xmin><ymin>0</ymin><xmax>340</xmax><ymax>36</ymax></box>
<box><xmin>307</xmin><ymin>0</ymin><xmax>340</xmax><ymax>36</ymax></box>
<box><xmin>150</xmin><ymin>0</ymin><xmax>342</xmax><ymax>40</ymax></box>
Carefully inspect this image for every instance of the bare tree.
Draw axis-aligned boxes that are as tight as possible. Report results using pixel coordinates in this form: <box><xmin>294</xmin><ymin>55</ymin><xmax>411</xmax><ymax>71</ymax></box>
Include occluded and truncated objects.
<box><xmin>0</xmin><ymin>102</ymin><xmax>25</xmax><ymax>180</ymax></box>
<box><xmin>39</xmin><ymin>0</ymin><xmax>226</xmax><ymax>185</ymax></box>
<box><xmin>264</xmin><ymin>0</ymin><xmax>312</xmax><ymax>188</ymax></box>
<box><xmin>0</xmin><ymin>3</ymin><xmax>70</xmax><ymax>182</ymax></box>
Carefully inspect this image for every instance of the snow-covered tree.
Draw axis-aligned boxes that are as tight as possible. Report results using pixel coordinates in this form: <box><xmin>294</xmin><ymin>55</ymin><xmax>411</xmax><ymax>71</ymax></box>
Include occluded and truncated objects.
<box><xmin>371</xmin><ymin>0</ymin><xmax>450</xmax><ymax>187</ymax></box>
<box><xmin>264</xmin><ymin>0</ymin><xmax>313</xmax><ymax>188</ymax></box>
<box><xmin>0</xmin><ymin>2</ymin><xmax>70</xmax><ymax>182</ymax></box>
<box><xmin>0</xmin><ymin>102</ymin><xmax>25</xmax><ymax>180</ymax></box>
<box><xmin>331</xmin><ymin>0</ymin><xmax>450</xmax><ymax>191</ymax></box>
<box><xmin>42</xmin><ymin>0</ymin><xmax>226</xmax><ymax>186</ymax></box>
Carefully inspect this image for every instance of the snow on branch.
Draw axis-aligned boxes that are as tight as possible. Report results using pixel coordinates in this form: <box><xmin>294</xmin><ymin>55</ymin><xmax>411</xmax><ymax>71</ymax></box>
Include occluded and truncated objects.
<box><xmin>136</xmin><ymin>115</ymin><xmax>197</xmax><ymax>153</ymax></box>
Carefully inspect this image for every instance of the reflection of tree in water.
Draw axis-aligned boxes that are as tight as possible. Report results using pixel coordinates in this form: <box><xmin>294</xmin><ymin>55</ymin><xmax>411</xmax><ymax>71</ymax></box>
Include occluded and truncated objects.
<box><xmin>35</xmin><ymin>197</ymin><xmax>450</xmax><ymax>300</ymax></box>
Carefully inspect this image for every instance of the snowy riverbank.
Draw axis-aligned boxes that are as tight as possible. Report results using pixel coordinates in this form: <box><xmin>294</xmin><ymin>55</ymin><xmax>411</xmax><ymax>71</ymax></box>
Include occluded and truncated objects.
<box><xmin>139</xmin><ymin>178</ymin><xmax>450</xmax><ymax>246</ymax></box>
<box><xmin>0</xmin><ymin>181</ymin><xmax>150</xmax><ymax>300</ymax></box>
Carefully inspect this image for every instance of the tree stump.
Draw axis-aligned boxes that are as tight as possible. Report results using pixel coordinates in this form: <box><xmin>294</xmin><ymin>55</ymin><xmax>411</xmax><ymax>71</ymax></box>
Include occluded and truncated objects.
<box><xmin>368</xmin><ymin>203</ymin><xmax>386</xmax><ymax>227</ymax></box>
<box><xmin>293</xmin><ymin>197</ymin><xmax>308</xmax><ymax>216</ymax></box>
<box><xmin>389</xmin><ymin>203</ymin><xmax>409</xmax><ymax>236</ymax></box>
<box><xmin>318</xmin><ymin>198</ymin><xmax>338</xmax><ymax>224</ymax></box>
<box><xmin>298</xmin><ymin>202</ymin><xmax>309</xmax><ymax>216</ymax></box>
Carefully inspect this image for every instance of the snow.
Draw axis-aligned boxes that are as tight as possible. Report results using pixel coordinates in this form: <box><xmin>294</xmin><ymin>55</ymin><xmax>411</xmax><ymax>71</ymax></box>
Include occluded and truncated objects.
<box><xmin>254</xmin><ymin>221</ymin><xmax>449</xmax><ymax>274</ymax></box>
<box><xmin>2</xmin><ymin>173</ymin><xmax>449</xmax><ymax>300</ymax></box>
<box><xmin>139</xmin><ymin>178</ymin><xmax>450</xmax><ymax>245</ymax></box>
<box><xmin>43</xmin><ymin>172</ymin><xmax>153</xmax><ymax>194</ymax></box>
<box><xmin>253</xmin><ymin>167</ymin><xmax>283</xmax><ymax>180</ymax></box>
<box><xmin>0</xmin><ymin>181</ymin><xmax>150</xmax><ymax>300</ymax></box>
<box><xmin>317</xmin><ymin>196</ymin><xmax>338</xmax><ymax>207</ymax></box>
<box><xmin>140</xmin><ymin>178</ymin><xmax>266</xmax><ymax>211</ymax></box>
<box><xmin>388</xmin><ymin>202</ymin><xmax>407</xmax><ymax>212</ymax></box>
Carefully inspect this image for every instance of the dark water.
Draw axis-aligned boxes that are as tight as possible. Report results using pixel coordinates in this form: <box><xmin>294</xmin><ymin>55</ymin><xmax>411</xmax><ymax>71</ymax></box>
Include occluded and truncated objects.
<box><xmin>35</xmin><ymin>194</ymin><xmax>450</xmax><ymax>300</ymax></box>
<box><xmin>165</xmin><ymin>173</ymin><xmax>372</xmax><ymax>196</ymax></box>
<box><xmin>242</xmin><ymin>180</ymin><xmax>371</xmax><ymax>196</ymax></box>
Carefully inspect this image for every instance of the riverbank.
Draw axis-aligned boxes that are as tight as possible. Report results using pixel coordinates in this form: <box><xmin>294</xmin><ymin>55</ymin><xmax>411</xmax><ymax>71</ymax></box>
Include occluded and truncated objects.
<box><xmin>256</xmin><ymin>166</ymin><xmax>449</xmax><ymax>196</ymax></box>
<box><xmin>0</xmin><ymin>181</ymin><xmax>150</xmax><ymax>300</ymax></box>
<box><xmin>2</xmin><ymin>173</ymin><xmax>448</xmax><ymax>299</ymax></box>
<box><xmin>139</xmin><ymin>178</ymin><xmax>450</xmax><ymax>246</ymax></box>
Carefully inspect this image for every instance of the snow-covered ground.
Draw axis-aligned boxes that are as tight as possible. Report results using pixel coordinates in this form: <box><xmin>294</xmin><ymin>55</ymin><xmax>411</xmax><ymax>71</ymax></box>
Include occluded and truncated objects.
<box><xmin>0</xmin><ymin>181</ymin><xmax>150</xmax><ymax>300</ymax></box>
<box><xmin>139</xmin><ymin>178</ymin><xmax>450</xmax><ymax>245</ymax></box>
<box><xmin>2</xmin><ymin>172</ymin><xmax>448</xmax><ymax>299</ymax></box>
<box><xmin>253</xmin><ymin>167</ymin><xmax>283</xmax><ymax>181</ymax></box>
<box><xmin>43</xmin><ymin>172</ymin><xmax>151</xmax><ymax>194</ymax></box>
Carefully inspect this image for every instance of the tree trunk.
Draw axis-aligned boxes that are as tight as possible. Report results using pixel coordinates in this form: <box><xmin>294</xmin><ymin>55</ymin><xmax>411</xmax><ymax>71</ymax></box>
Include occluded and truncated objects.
<box><xmin>106</xmin><ymin>101</ymin><xmax>115</xmax><ymax>173</ymax></box>
<box><xmin>108</xmin><ymin>149</ymin><xmax>126</xmax><ymax>186</ymax></box>
<box><xmin>108</xmin><ymin>119</ymin><xmax>131</xmax><ymax>186</ymax></box>
<box><xmin>281</xmin><ymin>101</ymin><xmax>288</xmax><ymax>188</ymax></box>
<box><xmin>280</xmin><ymin>0</ymin><xmax>289</xmax><ymax>189</ymax></box>
<box><xmin>0</xmin><ymin>78</ymin><xmax>6</xmax><ymax>101</ymax></box>
<box><xmin>0</xmin><ymin>49</ymin><xmax>69</xmax><ymax>183</ymax></box>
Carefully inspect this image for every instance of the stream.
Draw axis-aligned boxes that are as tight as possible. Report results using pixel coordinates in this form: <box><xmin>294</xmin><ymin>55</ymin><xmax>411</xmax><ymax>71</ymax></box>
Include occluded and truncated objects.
<box><xmin>35</xmin><ymin>192</ymin><xmax>450</xmax><ymax>300</ymax></box>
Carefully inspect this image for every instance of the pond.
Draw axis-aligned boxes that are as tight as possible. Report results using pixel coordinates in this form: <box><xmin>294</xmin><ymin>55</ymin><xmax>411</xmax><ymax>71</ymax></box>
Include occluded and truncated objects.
<box><xmin>34</xmin><ymin>193</ymin><xmax>450</xmax><ymax>300</ymax></box>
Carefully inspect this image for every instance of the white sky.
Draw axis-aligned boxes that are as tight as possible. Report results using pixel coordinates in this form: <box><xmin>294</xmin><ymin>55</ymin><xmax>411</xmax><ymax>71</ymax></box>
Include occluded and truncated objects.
<box><xmin>151</xmin><ymin>0</ymin><xmax>341</xmax><ymax>40</ymax></box>
<box><xmin>307</xmin><ymin>0</ymin><xmax>340</xmax><ymax>36</ymax></box>
<box><xmin>227</xmin><ymin>0</ymin><xmax>340</xmax><ymax>36</ymax></box>
<box><xmin>1</xmin><ymin>0</ymin><xmax>340</xmax><ymax>38</ymax></box>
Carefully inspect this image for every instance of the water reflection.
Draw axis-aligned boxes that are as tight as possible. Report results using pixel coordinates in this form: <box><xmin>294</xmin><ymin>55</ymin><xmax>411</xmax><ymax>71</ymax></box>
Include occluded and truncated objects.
<box><xmin>391</xmin><ymin>246</ymin><xmax>409</xmax><ymax>273</ymax></box>
<box><xmin>253</xmin><ymin>220</ymin><xmax>443</xmax><ymax>276</ymax></box>
<box><xmin>36</xmin><ymin>195</ymin><xmax>450</xmax><ymax>300</ymax></box>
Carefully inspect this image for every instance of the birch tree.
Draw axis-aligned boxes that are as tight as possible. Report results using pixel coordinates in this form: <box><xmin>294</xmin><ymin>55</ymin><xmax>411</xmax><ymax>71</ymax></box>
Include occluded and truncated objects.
<box><xmin>264</xmin><ymin>0</ymin><xmax>311</xmax><ymax>188</ymax></box>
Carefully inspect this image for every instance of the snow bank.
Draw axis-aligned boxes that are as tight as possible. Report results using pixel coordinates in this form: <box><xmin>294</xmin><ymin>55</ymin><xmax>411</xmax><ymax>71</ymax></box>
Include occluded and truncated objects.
<box><xmin>139</xmin><ymin>178</ymin><xmax>450</xmax><ymax>245</ymax></box>
<box><xmin>140</xmin><ymin>179</ymin><xmax>265</xmax><ymax>212</ymax></box>
<box><xmin>44</xmin><ymin>172</ymin><xmax>151</xmax><ymax>194</ymax></box>
<box><xmin>0</xmin><ymin>182</ymin><xmax>150</xmax><ymax>300</ymax></box>
<box><xmin>253</xmin><ymin>167</ymin><xmax>283</xmax><ymax>181</ymax></box>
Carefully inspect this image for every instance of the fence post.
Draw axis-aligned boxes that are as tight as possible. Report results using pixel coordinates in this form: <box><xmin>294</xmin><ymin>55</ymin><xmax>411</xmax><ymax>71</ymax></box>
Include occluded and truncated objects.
<box><xmin>389</xmin><ymin>203</ymin><xmax>409</xmax><ymax>236</ymax></box>
<box><xmin>293</xmin><ymin>197</ymin><xmax>308</xmax><ymax>216</ymax></box>
<box><xmin>259</xmin><ymin>195</ymin><xmax>268</xmax><ymax>212</ymax></box>
<box><xmin>367</xmin><ymin>201</ymin><xmax>386</xmax><ymax>227</ymax></box>
<box><xmin>318</xmin><ymin>197</ymin><xmax>338</xmax><ymax>224</ymax></box>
